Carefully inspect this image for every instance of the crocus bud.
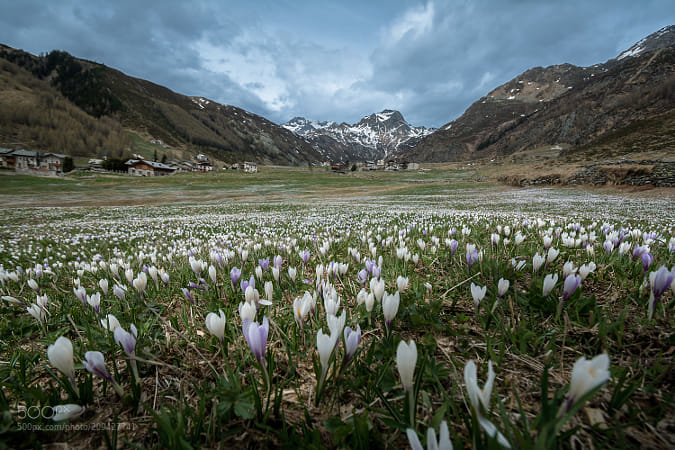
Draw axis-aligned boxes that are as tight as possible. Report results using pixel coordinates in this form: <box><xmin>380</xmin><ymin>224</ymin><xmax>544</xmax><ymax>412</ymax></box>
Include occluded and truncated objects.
<box><xmin>73</xmin><ymin>286</ymin><xmax>87</xmax><ymax>304</ymax></box>
<box><xmin>547</xmin><ymin>247</ymin><xmax>559</xmax><ymax>264</ymax></box>
<box><xmin>396</xmin><ymin>339</ymin><xmax>417</xmax><ymax>392</ymax></box>
<box><xmin>98</xmin><ymin>279</ymin><xmax>109</xmax><ymax>296</ymax></box>
<box><xmin>365</xmin><ymin>292</ymin><xmax>375</xmax><ymax>312</ymax></box>
<box><xmin>470</xmin><ymin>282</ymin><xmax>487</xmax><ymax>307</ymax></box>
<box><xmin>317</xmin><ymin>328</ymin><xmax>337</xmax><ymax>379</ymax></box>
<box><xmin>208</xmin><ymin>265</ymin><xmax>217</xmax><ymax>284</ymax></box>
<box><xmin>230</xmin><ymin>267</ymin><xmax>241</xmax><ymax>286</ymax></box>
<box><xmin>159</xmin><ymin>269</ymin><xmax>170</xmax><ymax>285</ymax></box>
<box><xmin>396</xmin><ymin>275</ymin><xmax>409</xmax><ymax>293</ymax></box>
<box><xmin>288</xmin><ymin>266</ymin><xmax>297</xmax><ymax>282</ymax></box>
<box><xmin>239</xmin><ymin>301</ymin><xmax>256</xmax><ymax>322</ymax></box>
<box><xmin>148</xmin><ymin>266</ymin><xmax>159</xmax><ymax>287</ymax></box>
<box><xmin>114</xmin><ymin>326</ymin><xmax>137</xmax><ymax>356</ymax></box>
<box><xmin>52</xmin><ymin>404</ymin><xmax>85</xmax><ymax>422</ymax></box>
<box><xmin>343</xmin><ymin>325</ymin><xmax>361</xmax><ymax>363</ymax></box>
<box><xmin>113</xmin><ymin>284</ymin><xmax>125</xmax><ymax>300</ymax></box>
<box><xmin>205</xmin><ymin>309</ymin><xmax>226</xmax><ymax>341</ymax></box>
<box><xmin>532</xmin><ymin>253</ymin><xmax>545</xmax><ymax>273</ymax></box>
<box><xmin>132</xmin><ymin>273</ymin><xmax>147</xmax><ymax>295</ymax></box>
<box><xmin>543</xmin><ymin>273</ymin><xmax>558</xmax><ymax>296</ymax></box>
<box><xmin>83</xmin><ymin>351</ymin><xmax>113</xmax><ymax>382</ymax></box>
<box><xmin>48</xmin><ymin>336</ymin><xmax>75</xmax><ymax>382</ymax></box>
<box><xmin>28</xmin><ymin>279</ymin><xmax>39</xmax><ymax>293</ymax></box>
<box><xmin>562</xmin><ymin>274</ymin><xmax>581</xmax><ymax>301</ymax></box>
<box><xmin>497</xmin><ymin>278</ymin><xmax>510</xmax><ymax>298</ymax></box>
<box><xmin>382</xmin><ymin>291</ymin><xmax>400</xmax><ymax>331</ymax></box>
<box><xmin>242</xmin><ymin>316</ymin><xmax>269</xmax><ymax>366</ymax></box>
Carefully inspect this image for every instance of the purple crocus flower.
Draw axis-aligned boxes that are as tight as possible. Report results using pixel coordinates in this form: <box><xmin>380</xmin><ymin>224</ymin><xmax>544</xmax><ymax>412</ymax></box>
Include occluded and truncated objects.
<box><xmin>603</xmin><ymin>240</ymin><xmax>614</xmax><ymax>255</ymax></box>
<box><xmin>649</xmin><ymin>265</ymin><xmax>675</xmax><ymax>319</ymax></box>
<box><xmin>641</xmin><ymin>252</ymin><xmax>654</xmax><ymax>273</ymax></box>
<box><xmin>357</xmin><ymin>269</ymin><xmax>368</xmax><ymax>286</ymax></box>
<box><xmin>188</xmin><ymin>281</ymin><xmax>205</xmax><ymax>291</ymax></box>
<box><xmin>273</xmin><ymin>255</ymin><xmax>282</xmax><ymax>269</ymax></box>
<box><xmin>372</xmin><ymin>265</ymin><xmax>381</xmax><ymax>279</ymax></box>
<box><xmin>214</xmin><ymin>252</ymin><xmax>225</xmax><ymax>267</ymax></box>
<box><xmin>449</xmin><ymin>239</ymin><xmax>459</xmax><ymax>256</ymax></box>
<box><xmin>562</xmin><ymin>274</ymin><xmax>582</xmax><ymax>301</ymax></box>
<box><xmin>230</xmin><ymin>267</ymin><xmax>242</xmax><ymax>286</ymax></box>
<box><xmin>365</xmin><ymin>259</ymin><xmax>374</xmax><ymax>275</ymax></box>
<box><xmin>343</xmin><ymin>325</ymin><xmax>361</xmax><ymax>364</ymax></box>
<box><xmin>182</xmin><ymin>287</ymin><xmax>195</xmax><ymax>304</ymax></box>
<box><xmin>652</xmin><ymin>266</ymin><xmax>675</xmax><ymax>300</ymax></box>
<box><xmin>241</xmin><ymin>275</ymin><xmax>255</xmax><ymax>293</ymax></box>
<box><xmin>259</xmin><ymin>257</ymin><xmax>270</xmax><ymax>271</ymax></box>
<box><xmin>114</xmin><ymin>325</ymin><xmax>137</xmax><ymax>356</ymax></box>
<box><xmin>300</xmin><ymin>250</ymin><xmax>310</xmax><ymax>266</ymax></box>
<box><xmin>242</xmin><ymin>316</ymin><xmax>269</xmax><ymax>366</ymax></box>
<box><xmin>466</xmin><ymin>249</ymin><xmax>479</xmax><ymax>267</ymax></box>
<box><xmin>83</xmin><ymin>351</ymin><xmax>113</xmax><ymax>382</ymax></box>
<box><xmin>633</xmin><ymin>245</ymin><xmax>648</xmax><ymax>261</ymax></box>
<box><xmin>73</xmin><ymin>286</ymin><xmax>87</xmax><ymax>305</ymax></box>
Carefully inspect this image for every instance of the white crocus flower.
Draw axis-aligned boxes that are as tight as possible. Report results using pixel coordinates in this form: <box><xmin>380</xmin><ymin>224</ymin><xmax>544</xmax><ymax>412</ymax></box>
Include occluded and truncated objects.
<box><xmin>238</xmin><ymin>301</ymin><xmax>256</xmax><ymax>322</ymax></box>
<box><xmin>396</xmin><ymin>339</ymin><xmax>417</xmax><ymax>393</ymax></box>
<box><xmin>560</xmin><ymin>353</ymin><xmax>610</xmax><ymax>416</ymax></box>
<box><xmin>101</xmin><ymin>314</ymin><xmax>121</xmax><ymax>331</ymax></box>
<box><xmin>470</xmin><ymin>282</ymin><xmax>487</xmax><ymax>307</ymax></box>
<box><xmin>464</xmin><ymin>359</ymin><xmax>495</xmax><ymax>414</ymax></box>
<box><xmin>407</xmin><ymin>421</ymin><xmax>453</xmax><ymax>450</ymax></box>
<box><xmin>543</xmin><ymin>273</ymin><xmax>558</xmax><ymax>296</ymax></box>
<box><xmin>205</xmin><ymin>309</ymin><xmax>226</xmax><ymax>341</ymax></box>
<box><xmin>396</xmin><ymin>275</ymin><xmax>409</xmax><ymax>293</ymax></box>
<box><xmin>47</xmin><ymin>336</ymin><xmax>76</xmax><ymax>383</ymax></box>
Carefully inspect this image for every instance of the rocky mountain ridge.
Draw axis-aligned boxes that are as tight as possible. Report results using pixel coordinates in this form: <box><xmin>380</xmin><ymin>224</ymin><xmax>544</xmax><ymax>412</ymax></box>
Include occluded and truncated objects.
<box><xmin>390</xmin><ymin>25</ymin><xmax>675</xmax><ymax>163</ymax></box>
<box><xmin>0</xmin><ymin>45</ymin><xmax>322</xmax><ymax>165</ymax></box>
<box><xmin>283</xmin><ymin>110</ymin><xmax>433</xmax><ymax>162</ymax></box>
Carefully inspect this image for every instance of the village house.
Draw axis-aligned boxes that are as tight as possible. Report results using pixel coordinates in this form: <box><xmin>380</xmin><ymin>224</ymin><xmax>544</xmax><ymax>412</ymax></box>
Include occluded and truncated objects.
<box><xmin>0</xmin><ymin>149</ymin><xmax>66</xmax><ymax>174</ymax></box>
<box><xmin>126</xmin><ymin>159</ymin><xmax>176</xmax><ymax>176</ymax></box>
<box><xmin>0</xmin><ymin>148</ymin><xmax>15</xmax><ymax>169</ymax></box>
<box><xmin>195</xmin><ymin>154</ymin><xmax>214</xmax><ymax>172</ymax></box>
<box><xmin>243</xmin><ymin>162</ymin><xmax>258</xmax><ymax>173</ymax></box>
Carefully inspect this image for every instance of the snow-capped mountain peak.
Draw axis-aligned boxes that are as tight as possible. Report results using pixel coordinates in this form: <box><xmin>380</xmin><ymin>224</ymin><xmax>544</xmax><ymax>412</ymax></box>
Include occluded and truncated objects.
<box><xmin>616</xmin><ymin>25</ymin><xmax>675</xmax><ymax>60</ymax></box>
<box><xmin>282</xmin><ymin>110</ymin><xmax>434</xmax><ymax>162</ymax></box>
<box><xmin>282</xmin><ymin>117</ymin><xmax>336</xmax><ymax>135</ymax></box>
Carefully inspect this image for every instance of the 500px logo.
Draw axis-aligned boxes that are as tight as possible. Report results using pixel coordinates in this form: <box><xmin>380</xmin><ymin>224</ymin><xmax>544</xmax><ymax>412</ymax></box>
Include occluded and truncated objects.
<box><xmin>15</xmin><ymin>404</ymin><xmax>83</xmax><ymax>421</ymax></box>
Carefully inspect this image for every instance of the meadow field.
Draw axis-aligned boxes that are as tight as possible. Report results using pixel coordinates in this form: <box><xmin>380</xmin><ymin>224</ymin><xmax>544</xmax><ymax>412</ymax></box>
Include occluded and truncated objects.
<box><xmin>0</xmin><ymin>168</ymin><xmax>673</xmax><ymax>449</ymax></box>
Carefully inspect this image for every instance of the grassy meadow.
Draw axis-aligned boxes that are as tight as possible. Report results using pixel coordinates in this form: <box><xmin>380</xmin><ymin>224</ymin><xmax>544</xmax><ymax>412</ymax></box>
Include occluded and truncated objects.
<box><xmin>0</xmin><ymin>167</ymin><xmax>673</xmax><ymax>449</ymax></box>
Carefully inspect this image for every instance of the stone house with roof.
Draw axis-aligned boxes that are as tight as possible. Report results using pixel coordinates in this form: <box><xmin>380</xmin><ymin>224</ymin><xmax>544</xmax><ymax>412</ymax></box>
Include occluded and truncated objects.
<box><xmin>126</xmin><ymin>159</ymin><xmax>176</xmax><ymax>176</ymax></box>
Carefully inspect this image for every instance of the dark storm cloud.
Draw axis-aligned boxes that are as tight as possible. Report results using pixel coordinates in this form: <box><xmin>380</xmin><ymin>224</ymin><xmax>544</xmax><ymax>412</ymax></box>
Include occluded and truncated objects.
<box><xmin>0</xmin><ymin>0</ymin><xmax>672</xmax><ymax>128</ymax></box>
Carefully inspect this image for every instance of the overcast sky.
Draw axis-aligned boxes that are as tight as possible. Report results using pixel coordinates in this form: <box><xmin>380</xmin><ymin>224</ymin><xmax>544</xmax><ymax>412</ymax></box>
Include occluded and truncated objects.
<box><xmin>1</xmin><ymin>0</ymin><xmax>672</xmax><ymax>128</ymax></box>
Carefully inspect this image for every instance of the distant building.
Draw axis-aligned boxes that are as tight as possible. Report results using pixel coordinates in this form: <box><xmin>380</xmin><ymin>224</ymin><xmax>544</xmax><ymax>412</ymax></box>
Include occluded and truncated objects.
<box><xmin>331</xmin><ymin>162</ymin><xmax>347</xmax><ymax>173</ymax></box>
<box><xmin>88</xmin><ymin>159</ymin><xmax>105</xmax><ymax>171</ymax></box>
<box><xmin>194</xmin><ymin>154</ymin><xmax>214</xmax><ymax>172</ymax></box>
<box><xmin>243</xmin><ymin>162</ymin><xmax>258</xmax><ymax>173</ymax></box>
<box><xmin>0</xmin><ymin>149</ymin><xmax>66</xmax><ymax>174</ymax></box>
<box><xmin>126</xmin><ymin>159</ymin><xmax>176</xmax><ymax>176</ymax></box>
<box><xmin>0</xmin><ymin>148</ymin><xmax>15</xmax><ymax>169</ymax></box>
